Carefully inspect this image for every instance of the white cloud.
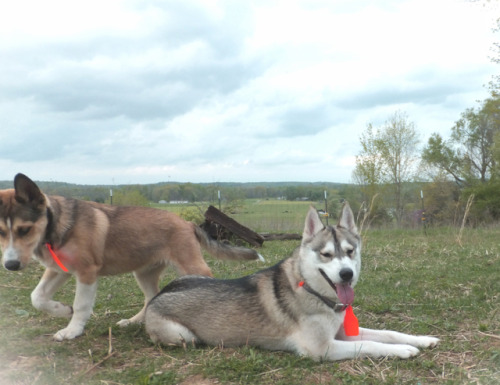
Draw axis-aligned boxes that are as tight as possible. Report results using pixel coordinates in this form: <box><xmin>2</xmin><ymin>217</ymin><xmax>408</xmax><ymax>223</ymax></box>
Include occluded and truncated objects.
<box><xmin>0</xmin><ymin>0</ymin><xmax>497</xmax><ymax>185</ymax></box>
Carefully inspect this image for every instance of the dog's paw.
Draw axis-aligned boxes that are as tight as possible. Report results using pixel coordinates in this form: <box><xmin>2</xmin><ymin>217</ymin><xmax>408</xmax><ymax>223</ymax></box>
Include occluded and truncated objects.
<box><xmin>53</xmin><ymin>326</ymin><xmax>84</xmax><ymax>341</ymax></box>
<box><xmin>413</xmin><ymin>336</ymin><xmax>440</xmax><ymax>348</ymax></box>
<box><xmin>117</xmin><ymin>312</ymin><xmax>145</xmax><ymax>327</ymax></box>
<box><xmin>117</xmin><ymin>318</ymin><xmax>132</xmax><ymax>327</ymax></box>
<box><xmin>388</xmin><ymin>344</ymin><xmax>420</xmax><ymax>359</ymax></box>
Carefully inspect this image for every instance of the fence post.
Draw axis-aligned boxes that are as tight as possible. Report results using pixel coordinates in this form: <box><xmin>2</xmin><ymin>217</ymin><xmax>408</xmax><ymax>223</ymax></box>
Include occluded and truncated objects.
<box><xmin>420</xmin><ymin>190</ymin><xmax>427</xmax><ymax>235</ymax></box>
<box><xmin>324</xmin><ymin>190</ymin><xmax>328</xmax><ymax>226</ymax></box>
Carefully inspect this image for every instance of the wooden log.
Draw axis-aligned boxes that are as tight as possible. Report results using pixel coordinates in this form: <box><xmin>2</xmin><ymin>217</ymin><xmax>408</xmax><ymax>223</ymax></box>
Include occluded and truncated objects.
<box><xmin>204</xmin><ymin>205</ymin><xmax>265</xmax><ymax>247</ymax></box>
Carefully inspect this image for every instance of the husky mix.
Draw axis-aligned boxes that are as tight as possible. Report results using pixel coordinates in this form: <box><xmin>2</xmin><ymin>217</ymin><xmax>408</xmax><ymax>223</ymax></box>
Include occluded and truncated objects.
<box><xmin>145</xmin><ymin>203</ymin><xmax>439</xmax><ymax>360</ymax></box>
<box><xmin>0</xmin><ymin>173</ymin><xmax>261</xmax><ymax>341</ymax></box>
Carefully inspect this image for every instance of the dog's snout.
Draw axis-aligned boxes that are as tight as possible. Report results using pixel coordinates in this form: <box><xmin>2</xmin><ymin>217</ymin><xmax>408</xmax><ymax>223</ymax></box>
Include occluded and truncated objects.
<box><xmin>4</xmin><ymin>260</ymin><xmax>21</xmax><ymax>271</ymax></box>
<box><xmin>339</xmin><ymin>268</ymin><xmax>353</xmax><ymax>282</ymax></box>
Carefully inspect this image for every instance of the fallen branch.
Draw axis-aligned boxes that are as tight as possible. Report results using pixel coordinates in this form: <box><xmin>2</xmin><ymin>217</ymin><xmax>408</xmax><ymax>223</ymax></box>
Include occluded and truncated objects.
<box><xmin>259</xmin><ymin>233</ymin><xmax>301</xmax><ymax>241</ymax></box>
<box><xmin>81</xmin><ymin>351</ymin><xmax>116</xmax><ymax>376</ymax></box>
<box><xmin>81</xmin><ymin>327</ymin><xmax>115</xmax><ymax>376</ymax></box>
<box><xmin>478</xmin><ymin>331</ymin><xmax>500</xmax><ymax>340</ymax></box>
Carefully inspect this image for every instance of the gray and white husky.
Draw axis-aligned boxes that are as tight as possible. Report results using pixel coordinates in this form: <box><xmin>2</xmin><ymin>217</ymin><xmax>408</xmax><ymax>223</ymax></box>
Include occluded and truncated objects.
<box><xmin>145</xmin><ymin>203</ymin><xmax>439</xmax><ymax>361</ymax></box>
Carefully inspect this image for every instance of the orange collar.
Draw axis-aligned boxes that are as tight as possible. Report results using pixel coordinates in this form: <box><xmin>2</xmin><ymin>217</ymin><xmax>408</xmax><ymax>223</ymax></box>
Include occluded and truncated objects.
<box><xmin>45</xmin><ymin>243</ymin><xmax>69</xmax><ymax>272</ymax></box>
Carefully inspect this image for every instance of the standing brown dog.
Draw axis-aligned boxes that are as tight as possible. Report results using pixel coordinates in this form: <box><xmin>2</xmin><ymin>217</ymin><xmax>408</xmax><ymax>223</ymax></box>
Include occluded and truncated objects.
<box><xmin>0</xmin><ymin>173</ymin><xmax>261</xmax><ymax>341</ymax></box>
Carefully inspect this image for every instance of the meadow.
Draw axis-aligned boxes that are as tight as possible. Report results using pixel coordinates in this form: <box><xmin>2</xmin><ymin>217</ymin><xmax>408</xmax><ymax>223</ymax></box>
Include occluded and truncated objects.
<box><xmin>0</xmin><ymin>201</ymin><xmax>498</xmax><ymax>384</ymax></box>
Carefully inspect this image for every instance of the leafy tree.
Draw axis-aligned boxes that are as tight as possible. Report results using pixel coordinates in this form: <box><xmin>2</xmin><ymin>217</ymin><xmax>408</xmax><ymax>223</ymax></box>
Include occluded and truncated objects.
<box><xmin>421</xmin><ymin>173</ymin><xmax>460</xmax><ymax>225</ymax></box>
<box><xmin>179</xmin><ymin>206</ymin><xmax>205</xmax><ymax>224</ymax></box>
<box><xmin>353</xmin><ymin>123</ymin><xmax>384</xmax><ymax>197</ymax></box>
<box><xmin>422</xmin><ymin>96</ymin><xmax>500</xmax><ymax>186</ymax></box>
<box><xmin>354</xmin><ymin>110</ymin><xmax>420</xmax><ymax>226</ymax></box>
<box><xmin>422</xmin><ymin>95</ymin><xmax>500</xmax><ymax>221</ymax></box>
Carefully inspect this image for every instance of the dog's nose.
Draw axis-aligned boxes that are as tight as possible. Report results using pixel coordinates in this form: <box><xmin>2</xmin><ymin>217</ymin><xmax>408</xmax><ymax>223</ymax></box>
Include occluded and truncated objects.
<box><xmin>4</xmin><ymin>260</ymin><xmax>21</xmax><ymax>271</ymax></box>
<box><xmin>339</xmin><ymin>268</ymin><xmax>353</xmax><ymax>282</ymax></box>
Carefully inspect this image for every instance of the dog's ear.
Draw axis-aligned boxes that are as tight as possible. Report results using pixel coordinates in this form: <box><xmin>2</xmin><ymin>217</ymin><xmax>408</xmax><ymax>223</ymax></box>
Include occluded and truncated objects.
<box><xmin>302</xmin><ymin>206</ymin><xmax>325</xmax><ymax>241</ymax></box>
<box><xmin>14</xmin><ymin>173</ymin><xmax>45</xmax><ymax>206</ymax></box>
<box><xmin>338</xmin><ymin>201</ymin><xmax>358</xmax><ymax>235</ymax></box>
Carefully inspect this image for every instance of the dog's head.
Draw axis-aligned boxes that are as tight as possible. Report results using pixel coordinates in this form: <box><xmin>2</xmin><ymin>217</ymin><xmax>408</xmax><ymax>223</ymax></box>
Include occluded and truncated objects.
<box><xmin>299</xmin><ymin>202</ymin><xmax>361</xmax><ymax>306</ymax></box>
<box><xmin>0</xmin><ymin>174</ymin><xmax>49</xmax><ymax>271</ymax></box>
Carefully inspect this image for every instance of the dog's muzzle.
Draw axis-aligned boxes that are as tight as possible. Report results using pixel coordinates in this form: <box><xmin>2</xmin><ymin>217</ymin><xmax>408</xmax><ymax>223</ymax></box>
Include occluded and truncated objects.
<box><xmin>339</xmin><ymin>267</ymin><xmax>353</xmax><ymax>282</ymax></box>
<box><xmin>4</xmin><ymin>260</ymin><xmax>21</xmax><ymax>271</ymax></box>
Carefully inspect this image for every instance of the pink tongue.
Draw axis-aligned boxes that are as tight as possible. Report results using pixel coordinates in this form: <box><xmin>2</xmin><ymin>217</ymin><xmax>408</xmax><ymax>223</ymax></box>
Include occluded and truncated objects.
<box><xmin>336</xmin><ymin>284</ymin><xmax>354</xmax><ymax>305</ymax></box>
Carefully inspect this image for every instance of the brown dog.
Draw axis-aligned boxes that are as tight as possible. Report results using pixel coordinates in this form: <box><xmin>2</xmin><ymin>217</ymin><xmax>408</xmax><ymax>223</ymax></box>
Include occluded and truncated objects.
<box><xmin>0</xmin><ymin>173</ymin><xmax>262</xmax><ymax>341</ymax></box>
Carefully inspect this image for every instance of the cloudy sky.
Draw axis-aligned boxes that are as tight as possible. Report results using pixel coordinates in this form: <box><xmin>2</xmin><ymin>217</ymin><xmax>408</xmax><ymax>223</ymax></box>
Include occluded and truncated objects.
<box><xmin>0</xmin><ymin>0</ymin><xmax>497</xmax><ymax>185</ymax></box>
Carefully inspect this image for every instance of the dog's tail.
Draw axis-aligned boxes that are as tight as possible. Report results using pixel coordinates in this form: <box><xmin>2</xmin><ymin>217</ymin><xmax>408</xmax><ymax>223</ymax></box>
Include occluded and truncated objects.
<box><xmin>193</xmin><ymin>225</ymin><xmax>264</xmax><ymax>262</ymax></box>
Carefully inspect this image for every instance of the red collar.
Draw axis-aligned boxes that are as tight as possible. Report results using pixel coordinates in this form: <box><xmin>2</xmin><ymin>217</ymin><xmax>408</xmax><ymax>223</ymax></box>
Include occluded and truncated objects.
<box><xmin>45</xmin><ymin>243</ymin><xmax>69</xmax><ymax>272</ymax></box>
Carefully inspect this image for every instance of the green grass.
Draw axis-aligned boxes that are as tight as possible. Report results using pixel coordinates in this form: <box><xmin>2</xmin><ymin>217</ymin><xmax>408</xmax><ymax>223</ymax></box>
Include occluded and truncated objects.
<box><xmin>0</xmin><ymin>226</ymin><xmax>499</xmax><ymax>384</ymax></box>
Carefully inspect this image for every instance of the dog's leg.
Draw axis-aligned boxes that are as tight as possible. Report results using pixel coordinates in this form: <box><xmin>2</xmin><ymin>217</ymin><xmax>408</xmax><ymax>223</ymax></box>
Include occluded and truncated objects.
<box><xmin>145</xmin><ymin>311</ymin><xmax>198</xmax><ymax>347</ymax></box>
<box><xmin>117</xmin><ymin>266</ymin><xmax>164</xmax><ymax>327</ymax></box>
<box><xmin>31</xmin><ymin>269</ymin><xmax>73</xmax><ymax>318</ymax></box>
<box><xmin>314</xmin><ymin>339</ymin><xmax>422</xmax><ymax>361</ymax></box>
<box><xmin>53</xmin><ymin>279</ymin><xmax>98</xmax><ymax>341</ymax></box>
<box><xmin>337</xmin><ymin>327</ymin><xmax>440</xmax><ymax>349</ymax></box>
<box><xmin>293</xmin><ymin>326</ymin><xmax>435</xmax><ymax>360</ymax></box>
<box><xmin>171</xmin><ymin>245</ymin><xmax>213</xmax><ymax>277</ymax></box>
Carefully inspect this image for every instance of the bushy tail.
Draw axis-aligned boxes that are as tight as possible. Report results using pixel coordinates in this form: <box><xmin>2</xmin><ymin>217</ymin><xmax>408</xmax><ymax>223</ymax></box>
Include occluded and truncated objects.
<box><xmin>193</xmin><ymin>225</ymin><xmax>264</xmax><ymax>261</ymax></box>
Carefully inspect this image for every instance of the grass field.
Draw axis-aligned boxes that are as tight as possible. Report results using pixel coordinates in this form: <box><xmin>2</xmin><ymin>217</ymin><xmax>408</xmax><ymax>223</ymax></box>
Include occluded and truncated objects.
<box><xmin>0</xmin><ymin>217</ymin><xmax>499</xmax><ymax>384</ymax></box>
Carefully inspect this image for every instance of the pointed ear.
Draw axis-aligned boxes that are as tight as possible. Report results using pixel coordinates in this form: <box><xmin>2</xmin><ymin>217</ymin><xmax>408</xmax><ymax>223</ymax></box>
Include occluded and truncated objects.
<box><xmin>302</xmin><ymin>206</ymin><xmax>325</xmax><ymax>241</ymax></box>
<box><xmin>14</xmin><ymin>173</ymin><xmax>45</xmax><ymax>206</ymax></box>
<box><xmin>338</xmin><ymin>201</ymin><xmax>358</xmax><ymax>235</ymax></box>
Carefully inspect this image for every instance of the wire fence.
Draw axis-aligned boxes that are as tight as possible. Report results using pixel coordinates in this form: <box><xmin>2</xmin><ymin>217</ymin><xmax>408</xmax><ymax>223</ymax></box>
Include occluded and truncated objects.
<box><xmin>154</xmin><ymin>199</ymin><xmax>331</xmax><ymax>234</ymax></box>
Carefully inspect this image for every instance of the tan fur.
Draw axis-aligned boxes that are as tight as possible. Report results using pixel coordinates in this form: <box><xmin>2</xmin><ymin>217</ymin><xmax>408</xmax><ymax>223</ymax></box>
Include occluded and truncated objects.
<box><xmin>0</xmin><ymin>174</ymin><xmax>260</xmax><ymax>340</ymax></box>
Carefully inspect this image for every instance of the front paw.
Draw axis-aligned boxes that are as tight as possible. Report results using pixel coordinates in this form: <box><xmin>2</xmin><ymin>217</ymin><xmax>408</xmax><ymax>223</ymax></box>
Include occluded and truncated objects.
<box><xmin>53</xmin><ymin>326</ymin><xmax>83</xmax><ymax>341</ymax></box>
<box><xmin>390</xmin><ymin>344</ymin><xmax>420</xmax><ymax>359</ymax></box>
<box><xmin>116</xmin><ymin>318</ymin><xmax>131</xmax><ymax>327</ymax></box>
<box><xmin>414</xmin><ymin>336</ymin><xmax>440</xmax><ymax>348</ymax></box>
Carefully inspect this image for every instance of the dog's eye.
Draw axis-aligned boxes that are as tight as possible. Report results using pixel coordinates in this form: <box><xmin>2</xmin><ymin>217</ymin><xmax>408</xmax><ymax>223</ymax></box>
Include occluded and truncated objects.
<box><xmin>320</xmin><ymin>252</ymin><xmax>333</xmax><ymax>258</ymax></box>
<box><xmin>17</xmin><ymin>226</ymin><xmax>31</xmax><ymax>237</ymax></box>
<box><xmin>0</xmin><ymin>229</ymin><xmax>6</xmax><ymax>237</ymax></box>
<box><xmin>346</xmin><ymin>248</ymin><xmax>354</xmax><ymax>257</ymax></box>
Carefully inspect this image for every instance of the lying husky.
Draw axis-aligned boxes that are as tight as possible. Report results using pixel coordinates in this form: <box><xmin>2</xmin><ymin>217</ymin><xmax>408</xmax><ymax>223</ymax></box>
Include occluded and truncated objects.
<box><xmin>146</xmin><ymin>203</ymin><xmax>439</xmax><ymax>360</ymax></box>
<box><xmin>0</xmin><ymin>173</ymin><xmax>261</xmax><ymax>341</ymax></box>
